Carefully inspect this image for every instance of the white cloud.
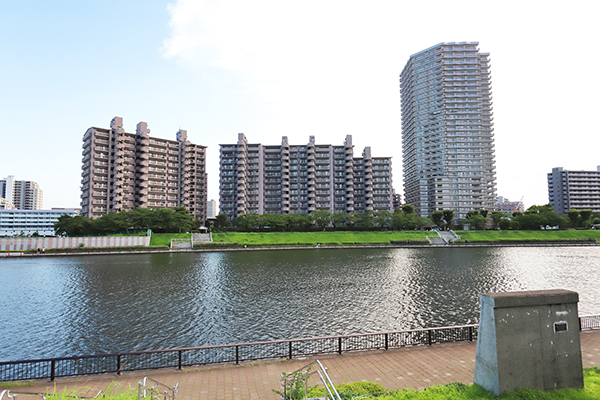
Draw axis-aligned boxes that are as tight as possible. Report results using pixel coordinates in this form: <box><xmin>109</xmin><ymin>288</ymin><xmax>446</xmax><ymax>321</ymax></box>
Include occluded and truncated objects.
<box><xmin>162</xmin><ymin>0</ymin><xmax>600</xmax><ymax>207</ymax></box>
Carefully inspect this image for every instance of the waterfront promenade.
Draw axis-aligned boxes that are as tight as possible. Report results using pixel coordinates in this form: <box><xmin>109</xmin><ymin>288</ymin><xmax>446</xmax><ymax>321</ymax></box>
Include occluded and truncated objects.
<box><xmin>4</xmin><ymin>330</ymin><xmax>599</xmax><ymax>400</ymax></box>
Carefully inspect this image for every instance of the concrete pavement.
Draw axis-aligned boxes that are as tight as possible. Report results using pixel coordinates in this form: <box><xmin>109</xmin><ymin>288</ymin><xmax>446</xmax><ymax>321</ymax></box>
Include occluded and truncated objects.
<box><xmin>3</xmin><ymin>330</ymin><xmax>599</xmax><ymax>400</ymax></box>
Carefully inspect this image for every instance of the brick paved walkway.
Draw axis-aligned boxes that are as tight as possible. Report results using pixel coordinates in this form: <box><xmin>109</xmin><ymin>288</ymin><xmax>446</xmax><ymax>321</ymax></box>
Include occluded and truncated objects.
<box><xmin>4</xmin><ymin>330</ymin><xmax>600</xmax><ymax>400</ymax></box>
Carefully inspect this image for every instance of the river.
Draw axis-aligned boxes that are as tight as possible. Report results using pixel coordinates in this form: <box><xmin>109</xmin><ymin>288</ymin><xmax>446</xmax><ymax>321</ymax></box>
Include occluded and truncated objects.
<box><xmin>0</xmin><ymin>246</ymin><xmax>598</xmax><ymax>361</ymax></box>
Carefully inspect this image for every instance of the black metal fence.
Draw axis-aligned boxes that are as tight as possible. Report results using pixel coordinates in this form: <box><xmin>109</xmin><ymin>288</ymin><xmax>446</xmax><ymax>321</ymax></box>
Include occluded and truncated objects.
<box><xmin>1</xmin><ymin>316</ymin><xmax>598</xmax><ymax>382</ymax></box>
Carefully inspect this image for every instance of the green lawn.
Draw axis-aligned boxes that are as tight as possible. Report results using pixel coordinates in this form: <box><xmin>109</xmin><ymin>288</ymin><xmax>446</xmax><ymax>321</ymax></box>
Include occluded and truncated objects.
<box><xmin>147</xmin><ymin>230</ymin><xmax>600</xmax><ymax>248</ymax></box>
<box><xmin>457</xmin><ymin>229</ymin><xmax>600</xmax><ymax>242</ymax></box>
<box><xmin>212</xmin><ymin>231</ymin><xmax>430</xmax><ymax>246</ymax></box>
<box><xmin>149</xmin><ymin>232</ymin><xmax>190</xmax><ymax>247</ymax></box>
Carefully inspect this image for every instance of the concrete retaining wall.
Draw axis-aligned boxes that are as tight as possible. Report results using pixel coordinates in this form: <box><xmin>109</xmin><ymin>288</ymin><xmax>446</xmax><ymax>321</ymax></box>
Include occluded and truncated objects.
<box><xmin>0</xmin><ymin>236</ymin><xmax>150</xmax><ymax>251</ymax></box>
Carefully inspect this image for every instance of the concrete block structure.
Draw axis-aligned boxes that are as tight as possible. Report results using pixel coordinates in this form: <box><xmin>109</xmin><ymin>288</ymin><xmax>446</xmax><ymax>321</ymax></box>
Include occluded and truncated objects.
<box><xmin>400</xmin><ymin>42</ymin><xmax>497</xmax><ymax>221</ymax></box>
<box><xmin>80</xmin><ymin>117</ymin><xmax>207</xmax><ymax>221</ymax></box>
<box><xmin>474</xmin><ymin>289</ymin><xmax>583</xmax><ymax>396</ymax></box>
<box><xmin>0</xmin><ymin>175</ymin><xmax>43</xmax><ymax>210</ymax></box>
<box><xmin>548</xmin><ymin>166</ymin><xmax>600</xmax><ymax>215</ymax></box>
<box><xmin>219</xmin><ymin>134</ymin><xmax>393</xmax><ymax>218</ymax></box>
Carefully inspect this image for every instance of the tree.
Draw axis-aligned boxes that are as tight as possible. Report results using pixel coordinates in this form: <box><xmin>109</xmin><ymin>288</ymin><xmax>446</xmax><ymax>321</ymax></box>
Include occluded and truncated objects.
<box><xmin>490</xmin><ymin>211</ymin><xmax>506</xmax><ymax>229</ymax></box>
<box><xmin>214</xmin><ymin>213</ymin><xmax>232</xmax><ymax>229</ymax></box>
<box><xmin>463</xmin><ymin>214</ymin><xmax>486</xmax><ymax>230</ymax></box>
<box><xmin>401</xmin><ymin>204</ymin><xmax>415</xmax><ymax>214</ymax></box>
<box><xmin>172</xmin><ymin>207</ymin><xmax>194</xmax><ymax>232</ymax></box>
<box><xmin>356</xmin><ymin>211</ymin><xmax>375</xmax><ymax>228</ymax></box>
<box><xmin>374</xmin><ymin>210</ymin><xmax>392</xmax><ymax>229</ymax></box>
<box><xmin>580</xmin><ymin>209</ymin><xmax>593</xmax><ymax>227</ymax></box>
<box><xmin>442</xmin><ymin>210</ymin><xmax>454</xmax><ymax>229</ymax></box>
<box><xmin>567</xmin><ymin>210</ymin><xmax>581</xmax><ymax>227</ymax></box>
<box><xmin>129</xmin><ymin>207</ymin><xmax>155</xmax><ymax>230</ymax></box>
<box><xmin>430</xmin><ymin>211</ymin><xmax>444</xmax><ymax>228</ymax></box>
<box><xmin>310</xmin><ymin>210</ymin><xmax>332</xmax><ymax>229</ymax></box>
<box><xmin>54</xmin><ymin>215</ymin><xmax>93</xmax><ymax>236</ymax></box>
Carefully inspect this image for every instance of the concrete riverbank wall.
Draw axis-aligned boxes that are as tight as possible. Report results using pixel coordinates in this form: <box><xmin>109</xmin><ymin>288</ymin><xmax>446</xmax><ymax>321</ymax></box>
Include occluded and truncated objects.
<box><xmin>0</xmin><ymin>236</ymin><xmax>150</xmax><ymax>251</ymax></box>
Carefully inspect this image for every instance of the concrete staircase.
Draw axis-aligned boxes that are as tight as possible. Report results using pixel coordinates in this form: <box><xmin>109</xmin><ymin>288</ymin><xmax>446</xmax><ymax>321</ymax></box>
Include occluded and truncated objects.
<box><xmin>192</xmin><ymin>233</ymin><xmax>212</xmax><ymax>243</ymax></box>
<box><xmin>427</xmin><ymin>230</ymin><xmax>460</xmax><ymax>245</ymax></box>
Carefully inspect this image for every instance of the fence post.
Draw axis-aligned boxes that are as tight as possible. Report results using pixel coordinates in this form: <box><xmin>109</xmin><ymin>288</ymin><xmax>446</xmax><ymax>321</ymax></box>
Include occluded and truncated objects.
<box><xmin>236</xmin><ymin>346</ymin><xmax>239</xmax><ymax>365</ymax></box>
<box><xmin>469</xmin><ymin>326</ymin><xmax>473</xmax><ymax>342</ymax></box>
<box><xmin>428</xmin><ymin>330</ymin><xmax>432</xmax><ymax>346</ymax></box>
<box><xmin>50</xmin><ymin>360</ymin><xmax>56</xmax><ymax>381</ymax></box>
<box><xmin>338</xmin><ymin>337</ymin><xmax>342</xmax><ymax>355</ymax></box>
<box><xmin>178</xmin><ymin>350</ymin><xmax>182</xmax><ymax>370</ymax></box>
<box><xmin>288</xmin><ymin>341</ymin><xmax>293</xmax><ymax>360</ymax></box>
<box><xmin>116</xmin><ymin>355</ymin><xmax>121</xmax><ymax>375</ymax></box>
<box><xmin>385</xmin><ymin>333</ymin><xmax>388</xmax><ymax>351</ymax></box>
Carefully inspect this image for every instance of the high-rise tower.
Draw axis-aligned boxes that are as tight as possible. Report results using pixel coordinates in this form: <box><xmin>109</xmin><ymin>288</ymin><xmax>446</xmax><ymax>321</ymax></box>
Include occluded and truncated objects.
<box><xmin>400</xmin><ymin>42</ymin><xmax>496</xmax><ymax>221</ymax></box>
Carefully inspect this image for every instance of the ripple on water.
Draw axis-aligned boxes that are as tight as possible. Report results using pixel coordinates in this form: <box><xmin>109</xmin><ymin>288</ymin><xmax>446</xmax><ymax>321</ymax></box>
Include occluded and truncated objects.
<box><xmin>1</xmin><ymin>247</ymin><xmax>599</xmax><ymax>360</ymax></box>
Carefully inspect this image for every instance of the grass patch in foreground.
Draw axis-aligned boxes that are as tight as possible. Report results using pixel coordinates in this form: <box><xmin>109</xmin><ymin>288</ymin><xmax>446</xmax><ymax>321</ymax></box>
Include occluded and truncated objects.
<box><xmin>305</xmin><ymin>367</ymin><xmax>600</xmax><ymax>399</ymax></box>
<box><xmin>212</xmin><ymin>231</ymin><xmax>429</xmax><ymax>246</ymax></box>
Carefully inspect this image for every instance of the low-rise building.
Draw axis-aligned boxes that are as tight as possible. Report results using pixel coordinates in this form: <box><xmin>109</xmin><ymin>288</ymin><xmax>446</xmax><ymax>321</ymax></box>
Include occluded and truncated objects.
<box><xmin>0</xmin><ymin>209</ymin><xmax>78</xmax><ymax>236</ymax></box>
<box><xmin>494</xmin><ymin>196</ymin><xmax>525</xmax><ymax>214</ymax></box>
<box><xmin>219</xmin><ymin>134</ymin><xmax>393</xmax><ymax>219</ymax></box>
<box><xmin>548</xmin><ymin>166</ymin><xmax>600</xmax><ymax>215</ymax></box>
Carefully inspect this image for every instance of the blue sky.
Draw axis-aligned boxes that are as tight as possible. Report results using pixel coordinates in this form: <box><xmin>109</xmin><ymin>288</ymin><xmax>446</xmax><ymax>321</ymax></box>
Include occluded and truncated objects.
<box><xmin>1</xmin><ymin>0</ymin><xmax>599</xmax><ymax>210</ymax></box>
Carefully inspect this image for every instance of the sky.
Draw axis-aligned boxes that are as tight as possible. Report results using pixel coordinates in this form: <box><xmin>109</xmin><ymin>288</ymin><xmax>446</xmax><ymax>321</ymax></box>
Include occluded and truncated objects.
<box><xmin>1</xmin><ymin>0</ymin><xmax>599</xmax><ymax>211</ymax></box>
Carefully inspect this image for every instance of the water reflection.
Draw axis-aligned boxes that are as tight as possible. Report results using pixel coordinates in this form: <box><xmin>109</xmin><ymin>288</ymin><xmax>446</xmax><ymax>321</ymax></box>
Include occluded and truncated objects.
<box><xmin>0</xmin><ymin>247</ymin><xmax>598</xmax><ymax>361</ymax></box>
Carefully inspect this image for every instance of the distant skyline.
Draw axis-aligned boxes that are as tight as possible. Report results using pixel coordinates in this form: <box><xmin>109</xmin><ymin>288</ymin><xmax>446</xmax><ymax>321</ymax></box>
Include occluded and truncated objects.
<box><xmin>1</xmin><ymin>1</ymin><xmax>599</xmax><ymax>211</ymax></box>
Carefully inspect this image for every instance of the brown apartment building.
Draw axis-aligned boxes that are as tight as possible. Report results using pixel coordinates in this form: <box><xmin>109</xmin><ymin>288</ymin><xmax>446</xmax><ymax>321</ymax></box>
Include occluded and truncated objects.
<box><xmin>80</xmin><ymin>117</ymin><xmax>207</xmax><ymax>221</ymax></box>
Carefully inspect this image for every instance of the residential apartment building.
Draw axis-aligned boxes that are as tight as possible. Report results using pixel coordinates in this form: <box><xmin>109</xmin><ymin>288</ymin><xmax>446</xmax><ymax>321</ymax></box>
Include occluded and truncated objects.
<box><xmin>0</xmin><ymin>209</ymin><xmax>78</xmax><ymax>236</ymax></box>
<box><xmin>0</xmin><ymin>175</ymin><xmax>43</xmax><ymax>210</ymax></box>
<box><xmin>400</xmin><ymin>42</ymin><xmax>497</xmax><ymax>221</ymax></box>
<box><xmin>207</xmin><ymin>199</ymin><xmax>217</xmax><ymax>218</ymax></box>
<box><xmin>219</xmin><ymin>134</ymin><xmax>393</xmax><ymax>219</ymax></box>
<box><xmin>548</xmin><ymin>167</ymin><xmax>600</xmax><ymax>215</ymax></box>
<box><xmin>80</xmin><ymin>117</ymin><xmax>207</xmax><ymax>221</ymax></box>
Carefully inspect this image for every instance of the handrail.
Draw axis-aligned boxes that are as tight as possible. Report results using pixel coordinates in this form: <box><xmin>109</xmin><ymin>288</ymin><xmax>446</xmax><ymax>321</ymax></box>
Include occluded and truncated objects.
<box><xmin>138</xmin><ymin>377</ymin><xmax>178</xmax><ymax>400</ymax></box>
<box><xmin>1</xmin><ymin>315</ymin><xmax>598</xmax><ymax>382</ymax></box>
<box><xmin>280</xmin><ymin>360</ymin><xmax>340</xmax><ymax>400</ymax></box>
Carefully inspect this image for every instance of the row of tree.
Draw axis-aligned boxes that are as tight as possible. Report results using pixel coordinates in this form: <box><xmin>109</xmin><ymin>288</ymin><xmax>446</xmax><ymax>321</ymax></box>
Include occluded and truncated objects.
<box><xmin>53</xmin><ymin>204</ymin><xmax>600</xmax><ymax>237</ymax></box>
<box><xmin>213</xmin><ymin>205</ymin><xmax>432</xmax><ymax>231</ymax></box>
<box><xmin>215</xmin><ymin>204</ymin><xmax>600</xmax><ymax>232</ymax></box>
<box><xmin>54</xmin><ymin>207</ymin><xmax>198</xmax><ymax>236</ymax></box>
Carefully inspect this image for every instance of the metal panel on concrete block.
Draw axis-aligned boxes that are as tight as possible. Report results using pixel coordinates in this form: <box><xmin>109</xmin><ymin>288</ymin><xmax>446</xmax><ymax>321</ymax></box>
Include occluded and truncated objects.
<box><xmin>474</xmin><ymin>289</ymin><xmax>583</xmax><ymax>396</ymax></box>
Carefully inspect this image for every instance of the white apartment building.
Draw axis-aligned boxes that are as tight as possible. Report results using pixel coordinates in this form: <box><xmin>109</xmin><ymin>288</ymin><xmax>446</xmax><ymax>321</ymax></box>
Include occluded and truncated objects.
<box><xmin>80</xmin><ymin>117</ymin><xmax>207</xmax><ymax>221</ymax></box>
<box><xmin>0</xmin><ymin>209</ymin><xmax>78</xmax><ymax>236</ymax></box>
<box><xmin>207</xmin><ymin>199</ymin><xmax>217</xmax><ymax>218</ymax></box>
<box><xmin>0</xmin><ymin>175</ymin><xmax>43</xmax><ymax>210</ymax></box>
<box><xmin>400</xmin><ymin>42</ymin><xmax>497</xmax><ymax>220</ymax></box>
<box><xmin>548</xmin><ymin>167</ymin><xmax>600</xmax><ymax>215</ymax></box>
<box><xmin>219</xmin><ymin>134</ymin><xmax>393</xmax><ymax>219</ymax></box>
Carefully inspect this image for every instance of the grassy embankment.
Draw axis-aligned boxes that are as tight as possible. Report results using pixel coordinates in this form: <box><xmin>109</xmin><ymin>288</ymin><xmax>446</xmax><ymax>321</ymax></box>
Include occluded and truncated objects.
<box><xmin>148</xmin><ymin>230</ymin><xmax>600</xmax><ymax>248</ymax></box>
<box><xmin>457</xmin><ymin>229</ymin><xmax>600</xmax><ymax>243</ymax></box>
